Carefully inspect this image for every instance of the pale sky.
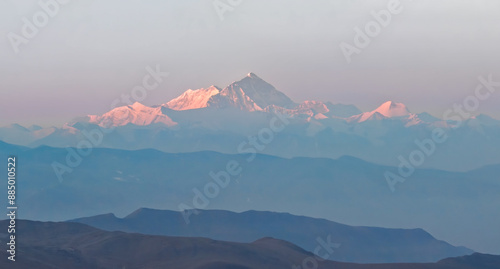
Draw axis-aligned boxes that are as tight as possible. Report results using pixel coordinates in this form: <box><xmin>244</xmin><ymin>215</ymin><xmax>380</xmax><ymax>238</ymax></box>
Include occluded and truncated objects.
<box><xmin>1</xmin><ymin>0</ymin><xmax>499</xmax><ymax>126</ymax></box>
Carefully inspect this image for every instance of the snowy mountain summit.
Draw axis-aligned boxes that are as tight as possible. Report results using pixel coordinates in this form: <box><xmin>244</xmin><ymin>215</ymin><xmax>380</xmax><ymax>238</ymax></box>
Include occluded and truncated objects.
<box><xmin>2</xmin><ymin>73</ymin><xmax>499</xmax><ymax>172</ymax></box>
<box><xmin>165</xmin><ymin>72</ymin><xmax>296</xmax><ymax>112</ymax></box>
<box><xmin>350</xmin><ymin>101</ymin><xmax>411</xmax><ymax>122</ymax></box>
<box><xmin>83</xmin><ymin>72</ymin><xmax>486</xmax><ymax>128</ymax></box>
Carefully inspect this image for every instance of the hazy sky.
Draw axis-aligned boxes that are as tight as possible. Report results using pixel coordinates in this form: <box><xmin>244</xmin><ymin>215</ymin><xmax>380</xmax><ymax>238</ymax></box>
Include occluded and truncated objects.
<box><xmin>1</xmin><ymin>0</ymin><xmax>499</xmax><ymax>126</ymax></box>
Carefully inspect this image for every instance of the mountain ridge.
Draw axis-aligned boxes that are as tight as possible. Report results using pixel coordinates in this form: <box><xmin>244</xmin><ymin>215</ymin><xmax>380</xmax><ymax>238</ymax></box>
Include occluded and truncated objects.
<box><xmin>83</xmin><ymin>73</ymin><xmax>498</xmax><ymax>128</ymax></box>
<box><xmin>1</xmin><ymin>73</ymin><xmax>500</xmax><ymax>172</ymax></box>
<box><xmin>1</xmin><ymin>220</ymin><xmax>497</xmax><ymax>269</ymax></box>
<box><xmin>68</xmin><ymin>207</ymin><xmax>472</xmax><ymax>263</ymax></box>
<box><xmin>1</xmin><ymin>141</ymin><xmax>499</xmax><ymax>255</ymax></box>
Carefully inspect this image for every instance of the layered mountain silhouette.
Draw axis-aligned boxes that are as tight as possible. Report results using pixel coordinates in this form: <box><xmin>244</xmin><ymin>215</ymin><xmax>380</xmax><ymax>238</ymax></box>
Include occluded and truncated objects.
<box><xmin>1</xmin><ymin>141</ymin><xmax>498</xmax><ymax>255</ymax></box>
<box><xmin>70</xmin><ymin>208</ymin><xmax>472</xmax><ymax>263</ymax></box>
<box><xmin>1</xmin><ymin>73</ymin><xmax>499</xmax><ymax>171</ymax></box>
<box><xmin>1</xmin><ymin>220</ymin><xmax>498</xmax><ymax>269</ymax></box>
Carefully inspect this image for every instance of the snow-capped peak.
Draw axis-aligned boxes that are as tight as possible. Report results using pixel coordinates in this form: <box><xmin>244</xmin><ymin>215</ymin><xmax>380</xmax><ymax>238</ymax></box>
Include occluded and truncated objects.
<box><xmin>165</xmin><ymin>86</ymin><xmax>220</xmax><ymax>111</ymax></box>
<box><xmin>130</xmin><ymin>101</ymin><xmax>150</xmax><ymax>110</ymax></box>
<box><xmin>374</xmin><ymin>101</ymin><xmax>410</xmax><ymax>117</ymax></box>
<box><xmin>165</xmin><ymin>73</ymin><xmax>295</xmax><ymax>112</ymax></box>
<box><xmin>88</xmin><ymin>102</ymin><xmax>177</xmax><ymax>127</ymax></box>
<box><xmin>216</xmin><ymin>73</ymin><xmax>296</xmax><ymax>110</ymax></box>
<box><xmin>349</xmin><ymin>101</ymin><xmax>410</xmax><ymax>123</ymax></box>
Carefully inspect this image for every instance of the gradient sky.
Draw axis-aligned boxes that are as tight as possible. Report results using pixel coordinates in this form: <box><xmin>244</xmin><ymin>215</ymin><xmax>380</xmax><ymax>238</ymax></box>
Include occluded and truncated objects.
<box><xmin>1</xmin><ymin>0</ymin><xmax>499</xmax><ymax>126</ymax></box>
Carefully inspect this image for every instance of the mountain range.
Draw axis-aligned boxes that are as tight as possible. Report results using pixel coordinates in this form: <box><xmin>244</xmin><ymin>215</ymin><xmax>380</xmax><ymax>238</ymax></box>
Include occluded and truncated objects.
<box><xmin>1</xmin><ymin>141</ymin><xmax>498</xmax><ymax>255</ymax></box>
<box><xmin>1</xmin><ymin>73</ymin><xmax>499</xmax><ymax>171</ymax></box>
<box><xmin>70</xmin><ymin>208</ymin><xmax>472</xmax><ymax>263</ymax></box>
<box><xmin>1</xmin><ymin>220</ymin><xmax>499</xmax><ymax>269</ymax></box>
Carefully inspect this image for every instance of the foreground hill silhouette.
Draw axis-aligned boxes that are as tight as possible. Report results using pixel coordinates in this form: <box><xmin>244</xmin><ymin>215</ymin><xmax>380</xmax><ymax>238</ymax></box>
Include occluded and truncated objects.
<box><xmin>0</xmin><ymin>220</ymin><xmax>498</xmax><ymax>269</ymax></box>
<box><xmin>70</xmin><ymin>208</ymin><xmax>471</xmax><ymax>263</ymax></box>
